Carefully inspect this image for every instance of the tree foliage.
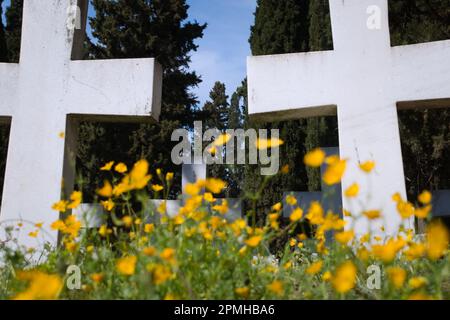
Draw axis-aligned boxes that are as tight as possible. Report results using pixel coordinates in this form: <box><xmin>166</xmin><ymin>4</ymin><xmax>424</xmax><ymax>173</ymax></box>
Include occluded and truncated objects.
<box><xmin>77</xmin><ymin>0</ymin><xmax>206</xmax><ymax>200</ymax></box>
<box><xmin>0</xmin><ymin>0</ymin><xmax>8</xmax><ymax>62</ymax></box>
<box><xmin>246</xmin><ymin>0</ymin><xmax>338</xmax><ymax>219</ymax></box>
<box><xmin>388</xmin><ymin>0</ymin><xmax>450</xmax><ymax>199</ymax></box>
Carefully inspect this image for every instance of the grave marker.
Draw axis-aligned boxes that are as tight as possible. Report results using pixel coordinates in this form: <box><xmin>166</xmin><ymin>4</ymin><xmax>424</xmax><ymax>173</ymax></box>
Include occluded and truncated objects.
<box><xmin>248</xmin><ymin>0</ymin><xmax>450</xmax><ymax>235</ymax></box>
<box><xmin>0</xmin><ymin>0</ymin><xmax>163</xmax><ymax>247</ymax></box>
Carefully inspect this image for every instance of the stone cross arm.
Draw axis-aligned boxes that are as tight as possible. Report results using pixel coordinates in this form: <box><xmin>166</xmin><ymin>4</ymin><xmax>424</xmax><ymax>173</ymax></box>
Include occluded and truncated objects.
<box><xmin>248</xmin><ymin>0</ymin><xmax>450</xmax><ymax>120</ymax></box>
<box><xmin>247</xmin><ymin>0</ymin><xmax>450</xmax><ymax>236</ymax></box>
<box><xmin>66</xmin><ymin>59</ymin><xmax>162</xmax><ymax>120</ymax></box>
<box><xmin>0</xmin><ymin>0</ymin><xmax>163</xmax><ymax>248</ymax></box>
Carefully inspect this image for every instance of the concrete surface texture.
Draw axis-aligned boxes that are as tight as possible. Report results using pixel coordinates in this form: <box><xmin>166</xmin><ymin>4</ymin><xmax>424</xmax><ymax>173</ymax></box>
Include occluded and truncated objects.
<box><xmin>247</xmin><ymin>0</ymin><xmax>450</xmax><ymax>235</ymax></box>
<box><xmin>0</xmin><ymin>0</ymin><xmax>163</xmax><ymax>248</ymax></box>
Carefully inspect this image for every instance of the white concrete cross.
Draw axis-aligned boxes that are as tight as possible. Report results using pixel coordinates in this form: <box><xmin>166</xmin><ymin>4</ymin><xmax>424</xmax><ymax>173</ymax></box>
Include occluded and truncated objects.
<box><xmin>147</xmin><ymin>163</ymin><xmax>243</xmax><ymax>222</ymax></box>
<box><xmin>0</xmin><ymin>0</ymin><xmax>162</xmax><ymax>246</ymax></box>
<box><xmin>247</xmin><ymin>0</ymin><xmax>450</xmax><ymax>235</ymax></box>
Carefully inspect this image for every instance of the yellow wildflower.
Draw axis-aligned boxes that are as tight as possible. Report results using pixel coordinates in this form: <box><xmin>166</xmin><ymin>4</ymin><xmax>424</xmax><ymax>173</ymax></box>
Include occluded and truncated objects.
<box><xmin>304</xmin><ymin>148</ymin><xmax>326</xmax><ymax>167</ymax></box>
<box><xmin>323</xmin><ymin>158</ymin><xmax>346</xmax><ymax>185</ymax></box>
<box><xmin>13</xmin><ymin>271</ymin><xmax>63</xmax><ymax>300</ymax></box>
<box><xmin>238</xmin><ymin>246</ymin><xmax>248</xmax><ymax>256</ymax></box>
<box><xmin>322</xmin><ymin>271</ymin><xmax>332</xmax><ymax>282</ymax></box>
<box><xmin>387</xmin><ymin>267</ymin><xmax>407</xmax><ymax>289</ymax></box>
<box><xmin>372</xmin><ymin>239</ymin><xmax>404</xmax><ymax>263</ymax></box>
<box><xmin>359</xmin><ymin>160</ymin><xmax>375</xmax><ymax>173</ymax></box>
<box><xmin>129</xmin><ymin>159</ymin><xmax>152</xmax><ymax>189</ymax></box>
<box><xmin>281</xmin><ymin>164</ymin><xmax>290</xmax><ymax>174</ymax></box>
<box><xmin>98</xmin><ymin>225</ymin><xmax>111</xmax><ymax>237</ymax></box>
<box><xmin>67</xmin><ymin>191</ymin><xmax>82</xmax><ymax>210</ymax></box>
<box><xmin>409</xmin><ymin>277</ymin><xmax>428</xmax><ymax>289</ymax></box>
<box><xmin>345</xmin><ymin>183</ymin><xmax>359</xmax><ymax>198</ymax></box>
<box><xmin>204</xmin><ymin>192</ymin><xmax>215</xmax><ymax>203</ymax></box>
<box><xmin>164</xmin><ymin>293</ymin><xmax>177</xmax><ymax>300</ymax></box>
<box><xmin>235</xmin><ymin>287</ymin><xmax>250</xmax><ymax>299</ymax></box>
<box><xmin>90</xmin><ymin>273</ymin><xmax>104</xmax><ymax>284</ymax></box>
<box><xmin>392</xmin><ymin>192</ymin><xmax>403</xmax><ymax>203</ymax></box>
<box><xmin>114</xmin><ymin>163</ymin><xmax>128</xmax><ymax>173</ymax></box>
<box><xmin>266</xmin><ymin>280</ymin><xmax>284</xmax><ymax>296</ymax></box>
<box><xmin>51</xmin><ymin>215</ymin><xmax>81</xmax><ymax>239</ymax></box>
<box><xmin>426</xmin><ymin>222</ymin><xmax>449</xmax><ymax>260</ymax></box>
<box><xmin>52</xmin><ymin>200</ymin><xmax>68</xmax><ymax>212</ymax></box>
<box><xmin>212</xmin><ymin>200</ymin><xmax>229</xmax><ymax>215</ymax></box>
<box><xmin>33</xmin><ymin>221</ymin><xmax>43</xmax><ymax>231</ymax></box>
<box><xmin>214</xmin><ymin>133</ymin><xmax>232</xmax><ymax>146</ymax></box>
<box><xmin>144</xmin><ymin>223</ymin><xmax>154</xmax><ymax>234</ymax></box>
<box><xmin>185</xmin><ymin>183</ymin><xmax>201</xmax><ymax>196</ymax></box>
<box><xmin>298</xmin><ymin>233</ymin><xmax>308</xmax><ymax>241</ymax></box>
<box><xmin>143</xmin><ymin>246</ymin><xmax>156</xmax><ymax>256</ymax></box>
<box><xmin>152</xmin><ymin>184</ymin><xmax>164</xmax><ymax>192</ymax></box>
<box><xmin>343</xmin><ymin>210</ymin><xmax>352</xmax><ymax>217</ymax></box>
<box><xmin>157</xmin><ymin>201</ymin><xmax>167</xmax><ymax>215</ymax></box>
<box><xmin>286</xmin><ymin>194</ymin><xmax>297</xmax><ymax>206</ymax></box>
<box><xmin>404</xmin><ymin>243</ymin><xmax>426</xmax><ymax>261</ymax></box>
<box><xmin>306</xmin><ymin>261</ymin><xmax>323</xmax><ymax>275</ymax></box>
<box><xmin>397</xmin><ymin>201</ymin><xmax>415</xmax><ymax>219</ymax></box>
<box><xmin>245</xmin><ymin>235</ymin><xmax>263</xmax><ymax>248</ymax></box>
<box><xmin>289</xmin><ymin>238</ymin><xmax>297</xmax><ymax>247</ymax></box>
<box><xmin>166</xmin><ymin>172</ymin><xmax>174</xmax><ymax>182</ymax></box>
<box><xmin>28</xmin><ymin>230</ymin><xmax>39</xmax><ymax>238</ymax></box>
<box><xmin>160</xmin><ymin>248</ymin><xmax>176</xmax><ymax>264</ymax></box>
<box><xmin>205</xmin><ymin>178</ymin><xmax>227</xmax><ymax>194</ymax></box>
<box><xmin>255</xmin><ymin>138</ymin><xmax>284</xmax><ymax>150</ymax></box>
<box><xmin>272</xmin><ymin>202</ymin><xmax>282</xmax><ymax>212</ymax></box>
<box><xmin>101</xmin><ymin>199</ymin><xmax>115</xmax><ymax>211</ymax></box>
<box><xmin>306</xmin><ymin>202</ymin><xmax>324</xmax><ymax>225</ymax></box>
<box><xmin>290</xmin><ymin>207</ymin><xmax>304</xmax><ymax>222</ymax></box>
<box><xmin>97</xmin><ymin>181</ymin><xmax>113</xmax><ymax>198</ymax></box>
<box><xmin>100</xmin><ymin>161</ymin><xmax>114</xmax><ymax>171</ymax></box>
<box><xmin>65</xmin><ymin>241</ymin><xmax>77</xmax><ymax>252</ymax></box>
<box><xmin>122</xmin><ymin>216</ymin><xmax>133</xmax><ymax>228</ymax></box>
<box><xmin>357</xmin><ymin>247</ymin><xmax>370</xmax><ymax>261</ymax></box>
<box><xmin>335</xmin><ymin>230</ymin><xmax>354</xmax><ymax>245</ymax></box>
<box><xmin>415</xmin><ymin>205</ymin><xmax>431</xmax><ymax>219</ymax></box>
<box><xmin>151</xmin><ymin>264</ymin><xmax>173</xmax><ymax>285</ymax></box>
<box><xmin>408</xmin><ymin>292</ymin><xmax>433</xmax><ymax>300</ymax></box>
<box><xmin>418</xmin><ymin>190</ymin><xmax>432</xmax><ymax>205</ymax></box>
<box><xmin>363</xmin><ymin>210</ymin><xmax>381</xmax><ymax>220</ymax></box>
<box><xmin>332</xmin><ymin>261</ymin><xmax>357</xmax><ymax>294</ymax></box>
<box><xmin>116</xmin><ymin>256</ymin><xmax>137</xmax><ymax>276</ymax></box>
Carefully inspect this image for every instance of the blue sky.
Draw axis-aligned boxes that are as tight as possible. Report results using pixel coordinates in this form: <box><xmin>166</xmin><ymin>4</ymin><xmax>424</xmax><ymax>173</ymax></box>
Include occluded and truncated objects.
<box><xmin>2</xmin><ymin>0</ymin><xmax>257</xmax><ymax>106</ymax></box>
<box><xmin>186</xmin><ymin>0</ymin><xmax>256</xmax><ymax>105</ymax></box>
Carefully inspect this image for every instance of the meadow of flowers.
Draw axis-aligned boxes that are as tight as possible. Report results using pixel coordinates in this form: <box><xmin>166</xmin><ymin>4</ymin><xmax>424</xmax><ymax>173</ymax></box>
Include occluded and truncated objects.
<box><xmin>0</xmin><ymin>147</ymin><xmax>448</xmax><ymax>300</ymax></box>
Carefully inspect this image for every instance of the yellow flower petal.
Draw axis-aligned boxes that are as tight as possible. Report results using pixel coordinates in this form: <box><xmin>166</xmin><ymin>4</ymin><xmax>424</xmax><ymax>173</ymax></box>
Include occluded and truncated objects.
<box><xmin>304</xmin><ymin>148</ymin><xmax>326</xmax><ymax>168</ymax></box>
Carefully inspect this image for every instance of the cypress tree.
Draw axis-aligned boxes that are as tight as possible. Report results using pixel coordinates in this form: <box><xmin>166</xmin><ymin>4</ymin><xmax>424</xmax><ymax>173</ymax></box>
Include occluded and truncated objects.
<box><xmin>202</xmin><ymin>82</ymin><xmax>229</xmax><ymax>191</ymax></box>
<box><xmin>77</xmin><ymin>0</ymin><xmax>206</xmax><ymax>199</ymax></box>
<box><xmin>247</xmin><ymin>0</ymin><xmax>337</xmax><ymax>220</ymax></box>
<box><xmin>389</xmin><ymin>0</ymin><xmax>450</xmax><ymax>199</ymax></box>
<box><xmin>304</xmin><ymin>0</ymin><xmax>337</xmax><ymax>191</ymax></box>
<box><xmin>0</xmin><ymin>0</ymin><xmax>11</xmax><ymax>204</ymax></box>
<box><xmin>228</xmin><ymin>92</ymin><xmax>242</xmax><ymax>130</ymax></box>
<box><xmin>246</xmin><ymin>0</ymin><xmax>449</xmax><ymax>210</ymax></box>
<box><xmin>4</xmin><ymin>0</ymin><xmax>22</xmax><ymax>62</ymax></box>
<box><xmin>203</xmin><ymin>82</ymin><xmax>229</xmax><ymax>131</ymax></box>
<box><xmin>0</xmin><ymin>0</ymin><xmax>8</xmax><ymax>62</ymax></box>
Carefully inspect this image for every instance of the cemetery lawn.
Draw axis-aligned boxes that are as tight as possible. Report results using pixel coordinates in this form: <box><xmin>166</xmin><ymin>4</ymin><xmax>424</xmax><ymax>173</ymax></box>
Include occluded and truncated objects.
<box><xmin>0</xmin><ymin>151</ymin><xmax>449</xmax><ymax>300</ymax></box>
